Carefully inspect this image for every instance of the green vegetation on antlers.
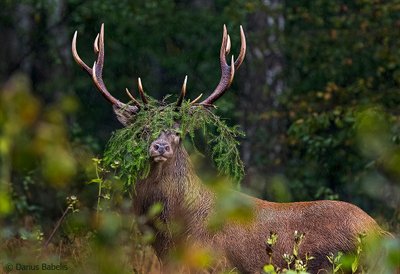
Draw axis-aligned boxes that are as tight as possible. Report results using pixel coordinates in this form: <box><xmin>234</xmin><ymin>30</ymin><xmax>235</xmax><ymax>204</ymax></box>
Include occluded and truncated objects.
<box><xmin>103</xmin><ymin>97</ymin><xmax>245</xmax><ymax>189</ymax></box>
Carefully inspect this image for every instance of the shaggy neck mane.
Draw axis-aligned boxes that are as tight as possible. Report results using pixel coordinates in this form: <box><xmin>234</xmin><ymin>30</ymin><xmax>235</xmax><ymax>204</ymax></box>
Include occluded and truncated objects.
<box><xmin>135</xmin><ymin>143</ymin><xmax>214</xmax><ymax>231</ymax></box>
<box><xmin>147</xmin><ymin>143</ymin><xmax>194</xmax><ymax>183</ymax></box>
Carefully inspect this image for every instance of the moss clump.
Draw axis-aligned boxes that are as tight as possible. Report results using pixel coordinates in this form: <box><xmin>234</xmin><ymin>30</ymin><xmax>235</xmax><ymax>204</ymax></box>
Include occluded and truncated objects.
<box><xmin>103</xmin><ymin>97</ymin><xmax>245</xmax><ymax>189</ymax></box>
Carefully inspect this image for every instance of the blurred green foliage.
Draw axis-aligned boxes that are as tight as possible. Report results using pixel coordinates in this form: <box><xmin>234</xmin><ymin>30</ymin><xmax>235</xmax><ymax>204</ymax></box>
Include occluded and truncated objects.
<box><xmin>284</xmin><ymin>0</ymin><xmax>400</xmax><ymax>228</ymax></box>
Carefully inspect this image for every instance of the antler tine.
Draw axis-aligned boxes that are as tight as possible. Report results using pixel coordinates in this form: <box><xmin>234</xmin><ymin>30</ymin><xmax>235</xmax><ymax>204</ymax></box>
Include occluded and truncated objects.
<box><xmin>229</xmin><ymin>55</ymin><xmax>235</xmax><ymax>85</ymax></box>
<box><xmin>125</xmin><ymin>88</ymin><xmax>141</xmax><ymax>107</ymax></box>
<box><xmin>72</xmin><ymin>23</ymin><xmax>139</xmax><ymax>114</ymax></box>
<box><xmin>234</xmin><ymin>25</ymin><xmax>246</xmax><ymax>69</ymax></box>
<box><xmin>92</xmin><ymin>24</ymin><xmax>125</xmax><ymax>107</ymax></box>
<box><xmin>72</xmin><ymin>31</ymin><xmax>92</xmax><ymax>76</ymax></box>
<box><xmin>190</xmin><ymin>93</ymin><xmax>203</xmax><ymax>105</ymax></box>
<box><xmin>226</xmin><ymin>35</ymin><xmax>231</xmax><ymax>54</ymax></box>
<box><xmin>94</xmin><ymin>33</ymin><xmax>99</xmax><ymax>54</ymax></box>
<box><xmin>200</xmin><ymin>25</ymin><xmax>246</xmax><ymax>106</ymax></box>
<box><xmin>137</xmin><ymin>78</ymin><xmax>148</xmax><ymax>105</ymax></box>
<box><xmin>176</xmin><ymin>75</ymin><xmax>187</xmax><ymax>107</ymax></box>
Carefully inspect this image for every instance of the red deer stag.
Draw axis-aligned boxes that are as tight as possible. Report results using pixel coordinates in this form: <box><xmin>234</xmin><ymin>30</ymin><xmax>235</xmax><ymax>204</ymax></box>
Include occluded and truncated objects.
<box><xmin>72</xmin><ymin>24</ymin><xmax>384</xmax><ymax>273</ymax></box>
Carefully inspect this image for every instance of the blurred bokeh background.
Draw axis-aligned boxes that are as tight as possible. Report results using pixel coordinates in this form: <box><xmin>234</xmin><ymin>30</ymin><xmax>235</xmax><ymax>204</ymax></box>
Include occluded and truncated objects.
<box><xmin>0</xmin><ymin>0</ymin><xmax>399</xmax><ymax>273</ymax></box>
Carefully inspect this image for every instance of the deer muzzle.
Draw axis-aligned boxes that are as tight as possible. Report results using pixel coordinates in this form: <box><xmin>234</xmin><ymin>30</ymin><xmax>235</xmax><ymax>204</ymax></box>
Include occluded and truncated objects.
<box><xmin>150</xmin><ymin>141</ymin><xmax>172</xmax><ymax>162</ymax></box>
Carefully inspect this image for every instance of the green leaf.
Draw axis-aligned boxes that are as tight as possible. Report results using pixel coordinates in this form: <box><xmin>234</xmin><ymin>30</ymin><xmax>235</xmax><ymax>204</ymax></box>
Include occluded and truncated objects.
<box><xmin>352</xmin><ymin>256</ymin><xmax>359</xmax><ymax>273</ymax></box>
<box><xmin>88</xmin><ymin>178</ymin><xmax>103</xmax><ymax>184</ymax></box>
<box><xmin>147</xmin><ymin>202</ymin><xmax>163</xmax><ymax>218</ymax></box>
<box><xmin>334</xmin><ymin>263</ymin><xmax>342</xmax><ymax>273</ymax></box>
<box><xmin>262</xmin><ymin>264</ymin><xmax>276</xmax><ymax>274</ymax></box>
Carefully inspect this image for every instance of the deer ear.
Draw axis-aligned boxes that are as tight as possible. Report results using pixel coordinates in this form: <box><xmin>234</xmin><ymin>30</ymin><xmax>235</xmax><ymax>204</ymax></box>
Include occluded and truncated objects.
<box><xmin>112</xmin><ymin>105</ymin><xmax>135</xmax><ymax>126</ymax></box>
<box><xmin>174</xmin><ymin>136</ymin><xmax>180</xmax><ymax>144</ymax></box>
<box><xmin>172</xmin><ymin>133</ymin><xmax>180</xmax><ymax>144</ymax></box>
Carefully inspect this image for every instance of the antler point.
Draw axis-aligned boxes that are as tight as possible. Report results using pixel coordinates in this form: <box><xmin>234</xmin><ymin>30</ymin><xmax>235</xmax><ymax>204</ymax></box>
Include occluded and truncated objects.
<box><xmin>190</xmin><ymin>93</ymin><xmax>203</xmax><ymax>105</ymax></box>
<box><xmin>182</xmin><ymin>76</ymin><xmax>187</xmax><ymax>92</ymax></box>
<box><xmin>222</xmin><ymin>24</ymin><xmax>228</xmax><ymax>36</ymax></box>
<box><xmin>226</xmin><ymin>35</ymin><xmax>231</xmax><ymax>54</ymax></box>
<box><xmin>100</xmin><ymin>24</ymin><xmax>104</xmax><ymax>39</ymax></box>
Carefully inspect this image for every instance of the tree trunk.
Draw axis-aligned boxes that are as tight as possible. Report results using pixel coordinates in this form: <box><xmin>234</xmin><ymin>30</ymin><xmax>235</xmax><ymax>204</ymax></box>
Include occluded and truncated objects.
<box><xmin>238</xmin><ymin>1</ymin><xmax>286</xmax><ymax>193</ymax></box>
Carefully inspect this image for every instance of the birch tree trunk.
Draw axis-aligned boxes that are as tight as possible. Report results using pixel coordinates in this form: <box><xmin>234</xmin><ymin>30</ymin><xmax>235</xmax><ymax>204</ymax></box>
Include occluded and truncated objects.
<box><xmin>238</xmin><ymin>1</ymin><xmax>286</xmax><ymax>192</ymax></box>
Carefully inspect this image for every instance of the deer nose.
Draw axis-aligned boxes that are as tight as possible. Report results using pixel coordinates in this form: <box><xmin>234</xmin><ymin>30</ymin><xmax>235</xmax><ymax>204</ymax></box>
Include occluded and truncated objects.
<box><xmin>153</xmin><ymin>143</ymin><xmax>170</xmax><ymax>155</ymax></box>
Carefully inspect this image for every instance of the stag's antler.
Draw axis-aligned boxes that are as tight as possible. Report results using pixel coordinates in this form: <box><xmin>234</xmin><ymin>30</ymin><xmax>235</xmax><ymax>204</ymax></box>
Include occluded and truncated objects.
<box><xmin>72</xmin><ymin>23</ymin><xmax>140</xmax><ymax>117</ymax></box>
<box><xmin>199</xmin><ymin>25</ymin><xmax>246</xmax><ymax>106</ymax></box>
<box><xmin>176</xmin><ymin>75</ymin><xmax>188</xmax><ymax>107</ymax></box>
<box><xmin>73</xmin><ymin>23</ymin><xmax>246</xmax><ymax>118</ymax></box>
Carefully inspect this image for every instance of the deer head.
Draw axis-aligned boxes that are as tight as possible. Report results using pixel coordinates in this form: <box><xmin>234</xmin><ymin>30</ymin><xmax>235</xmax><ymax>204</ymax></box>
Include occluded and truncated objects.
<box><xmin>72</xmin><ymin>23</ymin><xmax>245</xmax><ymax>167</ymax></box>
